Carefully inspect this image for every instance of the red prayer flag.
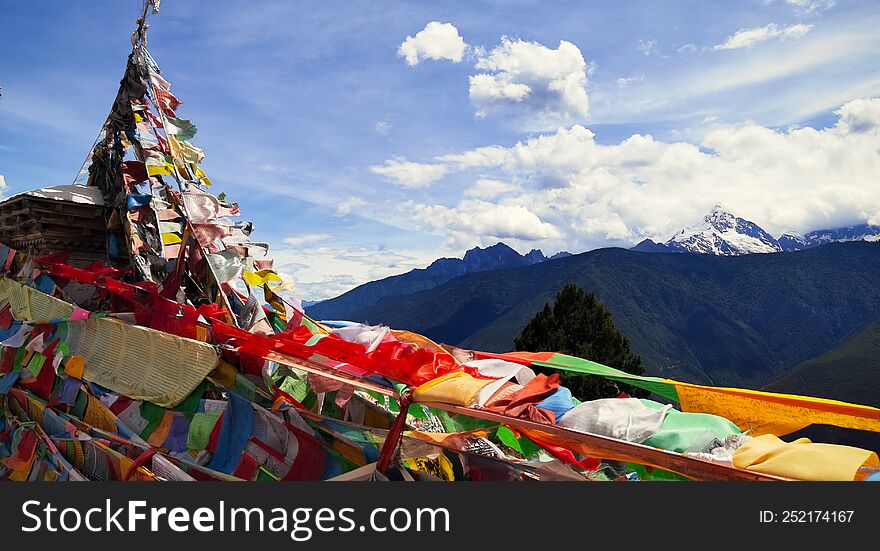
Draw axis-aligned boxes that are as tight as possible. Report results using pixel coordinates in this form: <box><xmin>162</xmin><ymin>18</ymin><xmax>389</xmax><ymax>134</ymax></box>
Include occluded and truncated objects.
<box><xmin>153</xmin><ymin>87</ymin><xmax>182</xmax><ymax>118</ymax></box>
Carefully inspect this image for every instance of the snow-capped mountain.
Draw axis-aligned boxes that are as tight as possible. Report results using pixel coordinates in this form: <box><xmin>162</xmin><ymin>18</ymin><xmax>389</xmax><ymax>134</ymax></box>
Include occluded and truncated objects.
<box><xmin>777</xmin><ymin>231</ymin><xmax>808</xmax><ymax>252</ymax></box>
<box><xmin>632</xmin><ymin>207</ymin><xmax>880</xmax><ymax>256</ymax></box>
<box><xmin>662</xmin><ymin>205</ymin><xmax>782</xmax><ymax>255</ymax></box>
<box><xmin>780</xmin><ymin>224</ymin><xmax>880</xmax><ymax>251</ymax></box>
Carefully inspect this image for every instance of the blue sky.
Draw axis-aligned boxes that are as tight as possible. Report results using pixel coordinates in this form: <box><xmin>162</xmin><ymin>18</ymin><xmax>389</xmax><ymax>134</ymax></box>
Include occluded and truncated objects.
<box><xmin>2</xmin><ymin>0</ymin><xmax>879</xmax><ymax>300</ymax></box>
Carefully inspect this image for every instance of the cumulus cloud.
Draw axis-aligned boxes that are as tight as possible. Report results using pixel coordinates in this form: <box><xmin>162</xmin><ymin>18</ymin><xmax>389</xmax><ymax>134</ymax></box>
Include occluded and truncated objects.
<box><xmin>465</xmin><ymin>178</ymin><xmax>518</xmax><ymax>199</ymax></box>
<box><xmin>282</xmin><ymin>232</ymin><xmax>333</xmax><ymax>247</ymax></box>
<box><xmin>469</xmin><ymin>73</ymin><xmax>531</xmax><ymax>102</ymax></box>
<box><xmin>468</xmin><ymin>36</ymin><xmax>590</xmax><ymax>127</ymax></box>
<box><xmin>382</xmin><ymin>98</ymin><xmax>880</xmax><ymax>251</ymax></box>
<box><xmin>398</xmin><ymin>21</ymin><xmax>468</xmax><ymax>66</ymax></box>
<box><xmin>410</xmin><ymin>200</ymin><xmax>562</xmax><ymax>243</ymax></box>
<box><xmin>397</xmin><ymin>24</ymin><xmax>592</xmax><ymax>128</ymax></box>
<box><xmin>834</xmin><ymin>95</ymin><xmax>880</xmax><ymax>133</ymax></box>
<box><xmin>713</xmin><ymin>23</ymin><xmax>813</xmax><ymax>50</ymax></box>
<box><xmin>369</xmin><ymin>158</ymin><xmax>448</xmax><ymax>188</ymax></box>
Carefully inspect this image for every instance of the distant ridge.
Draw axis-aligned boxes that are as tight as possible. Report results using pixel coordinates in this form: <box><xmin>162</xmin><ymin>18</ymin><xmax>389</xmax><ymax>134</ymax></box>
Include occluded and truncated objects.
<box><xmin>324</xmin><ymin>242</ymin><xmax>880</xmax><ymax>390</ymax></box>
<box><xmin>307</xmin><ymin>242</ymin><xmax>569</xmax><ymax>320</ymax></box>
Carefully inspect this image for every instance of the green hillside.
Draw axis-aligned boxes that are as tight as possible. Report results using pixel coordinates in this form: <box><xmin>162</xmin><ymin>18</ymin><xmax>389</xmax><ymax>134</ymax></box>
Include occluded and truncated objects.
<box><xmin>762</xmin><ymin>319</ymin><xmax>880</xmax><ymax>451</ymax></box>
<box><xmin>764</xmin><ymin>319</ymin><xmax>880</xmax><ymax>407</ymax></box>
<box><xmin>334</xmin><ymin>242</ymin><xmax>880</xmax><ymax>390</ymax></box>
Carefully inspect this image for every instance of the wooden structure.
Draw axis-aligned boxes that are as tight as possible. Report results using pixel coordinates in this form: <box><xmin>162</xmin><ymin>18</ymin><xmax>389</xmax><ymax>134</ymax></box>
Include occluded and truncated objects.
<box><xmin>0</xmin><ymin>185</ymin><xmax>109</xmax><ymax>267</ymax></box>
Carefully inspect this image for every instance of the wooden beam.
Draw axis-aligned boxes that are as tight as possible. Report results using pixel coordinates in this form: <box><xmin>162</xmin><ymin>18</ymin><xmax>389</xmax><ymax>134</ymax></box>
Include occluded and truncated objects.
<box><xmin>418</xmin><ymin>401</ymin><xmax>789</xmax><ymax>481</ymax></box>
<box><xmin>262</xmin><ymin>351</ymin><xmax>399</xmax><ymax>398</ymax></box>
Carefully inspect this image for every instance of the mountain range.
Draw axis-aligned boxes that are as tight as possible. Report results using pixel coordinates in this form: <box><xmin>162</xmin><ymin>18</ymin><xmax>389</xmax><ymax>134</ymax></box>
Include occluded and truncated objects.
<box><xmin>309</xmin><ymin>242</ymin><xmax>880</xmax><ymax>393</ymax></box>
<box><xmin>633</xmin><ymin>205</ymin><xmax>880</xmax><ymax>255</ymax></box>
<box><xmin>307</xmin><ymin>243</ymin><xmax>570</xmax><ymax>319</ymax></box>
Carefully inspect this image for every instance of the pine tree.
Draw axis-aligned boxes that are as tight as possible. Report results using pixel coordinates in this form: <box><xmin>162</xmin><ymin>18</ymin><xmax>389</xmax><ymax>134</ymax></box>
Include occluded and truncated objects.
<box><xmin>514</xmin><ymin>283</ymin><xmax>648</xmax><ymax>401</ymax></box>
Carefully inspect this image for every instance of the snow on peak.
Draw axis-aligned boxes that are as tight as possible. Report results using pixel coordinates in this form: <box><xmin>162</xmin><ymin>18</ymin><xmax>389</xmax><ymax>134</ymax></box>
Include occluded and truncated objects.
<box><xmin>635</xmin><ymin>210</ymin><xmax>880</xmax><ymax>256</ymax></box>
<box><xmin>665</xmin><ymin>207</ymin><xmax>782</xmax><ymax>256</ymax></box>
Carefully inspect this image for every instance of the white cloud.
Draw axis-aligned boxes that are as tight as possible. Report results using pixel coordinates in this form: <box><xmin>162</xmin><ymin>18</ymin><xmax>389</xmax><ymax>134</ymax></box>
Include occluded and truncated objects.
<box><xmin>411</xmin><ymin>200</ymin><xmax>562</xmax><ymax>243</ymax></box>
<box><xmin>587</xmin><ymin>19</ymin><xmax>880</xmax><ymax>126</ymax></box>
<box><xmin>374</xmin><ymin>121</ymin><xmax>391</xmax><ymax>135</ymax></box>
<box><xmin>397</xmin><ymin>28</ymin><xmax>593</xmax><ymax>129</ymax></box>
<box><xmin>713</xmin><ymin>23</ymin><xmax>813</xmax><ymax>50</ymax></box>
<box><xmin>0</xmin><ymin>175</ymin><xmax>6</xmax><ymax>194</ymax></box>
<box><xmin>282</xmin><ymin>232</ymin><xmax>334</xmax><ymax>247</ymax></box>
<box><xmin>437</xmin><ymin>145</ymin><xmax>511</xmax><ymax>169</ymax></box>
<box><xmin>336</xmin><ymin>196</ymin><xmax>366</xmax><ymax>216</ymax></box>
<box><xmin>398</xmin><ymin>21</ymin><xmax>468</xmax><ymax>66</ymax></box>
<box><xmin>269</xmin><ymin>244</ymin><xmax>437</xmax><ymax>300</ymax></box>
<box><xmin>636</xmin><ymin>39</ymin><xmax>658</xmax><ymax>56</ymax></box>
<box><xmin>368</xmin><ymin>158</ymin><xmax>448</xmax><ymax>188</ymax></box>
<box><xmin>781</xmin><ymin>23</ymin><xmax>814</xmax><ymax>39</ymax></box>
<box><xmin>616</xmin><ymin>75</ymin><xmax>644</xmax><ymax>88</ymax></box>
<box><xmin>834</xmin><ymin>97</ymin><xmax>880</xmax><ymax>133</ymax></box>
<box><xmin>383</xmin><ymin>98</ymin><xmax>880</xmax><ymax>251</ymax></box>
<box><xmin>677</xmin><ymin>43</ymin><xmax>697</xmax><ymax>54</ymax></box>
<box><xmin>469</xmin><ymin>73</ymin><xmax>531</xmax><ymax>103</ymax></box>
<box><xmin>465</xmin><ymin>178</ymin><xmax>518</xmax><ymax>199</ymax></box>
<box><xmin>785</xmin><ymin>0</ymin><xmax>836</xmax><ymax>15</ymax></box>
<box><xmin>468</xmin><ymin>36</ymin><xmax>590</xmax><ymax>128</ymax></box>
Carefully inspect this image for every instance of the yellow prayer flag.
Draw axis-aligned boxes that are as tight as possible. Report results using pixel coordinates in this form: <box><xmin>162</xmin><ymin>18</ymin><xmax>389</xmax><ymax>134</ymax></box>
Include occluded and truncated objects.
<box><xmin>192</xmin><ymin>164</ymin><xmax>213</xmax><ymax>187</ymax></box>
<box><xmin>64</xmin><ymin>355</ymin><xmax>85</xmax><ymax>379</ymax></box>
<box><xmin>169</xmin><ymin>135</ymin><xmax>205</xmax><ymax>165</ymax></box>
<box><xmin>412</xmin><ymin>371</ymin><xmax>493</xmax><ymax>407</ymax></box>
<box><xmin>242</xmin><ymin>269</ymin><xmax>282</xmax><ymax>287</ymax></box>
<box><xmin>733</xmin><ymin>434</ymin><xmax>880</xmax><ymax>481</ymax></box>
<box><xmin>147</xmin><ymin>162</ymin><xmax>173</xmax><ymax>176</ymax></box>
<box><xmin>673</xmin><ymin>381</ymin><xmax>880</xmax><ymax>436</ymax></box>
<box><xmin>162</xmin><ymin>232</ymin><xmax>182</xmax><ymax>245</ymax></box>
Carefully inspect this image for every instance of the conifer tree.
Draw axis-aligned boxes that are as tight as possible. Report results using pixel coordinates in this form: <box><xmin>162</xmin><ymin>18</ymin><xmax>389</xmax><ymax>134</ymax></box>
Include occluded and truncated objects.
<box><xmin>514</xmin><ymin>283</ymin><xmax>648</xmax><ymax>401</ymax></box>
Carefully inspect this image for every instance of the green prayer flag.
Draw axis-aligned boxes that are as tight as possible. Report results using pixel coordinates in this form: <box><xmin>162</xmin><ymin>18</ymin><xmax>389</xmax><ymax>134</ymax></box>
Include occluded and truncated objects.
<box><xmin>72</xmin><ymin>390</ymin><xmax>89</xmax><ymax>419</ymax></box>
<box><xmin>538</xmin><ymin>353</ymin><xmax>680</xmax><ymax>402</ymax></box>
<box><xmin>279</xmin><ymin>373</ymin><xmax>310</xmax><ymax>402</ymax></box>
<box><xmin>25</xmin><ymin>353</ymin><xmax>46</xmax><ymax>377</ymax></box>
<box><xmin>187</xmin><ymin>411</ymin><xmax>222</xmax><ymax>450</ymax></box>
<box><xmin>256</xmin><ymin>465</ymin><xmax>279</xmax><ymax>481</ymax></box>
<box><xmin>13</xmin><ymin>345</ymin><xmax>28</xmax><ymax>372</ymax></box>
<box><xmin>638</xmin><ymin>399</ymin><xmax>741</xmax><ymax>453</ymax></box>
<box><xmin>495</xmin><ymin>426</ymin><xmax>542</xmax><ymax>459</ymax></box>
<box><xmin>165</xmin><ymin>117</ymin><xmax>197</xmax><ymax>141</ymax></box>
<box><xmin>172</xmin><ymin>381</ymin><xmax>205</xmax><ymax>419</ymax></box>
<box><xmin>234</xmin><ymin>373</ymin><xmax>257</xmax><ymax>401</ymax></box>
<box><xmin>300</xmin><ymin>317</ymin><xmax>320</xmax><ymax>333</ymax></box>
<box><xmin>139</xmin><ymin>401</ymin><xmax>167</xmax><ymax>439</ymax></box>
<box><xmin>304</xmin><ymin>334</ymin><xmax>326</xmax><ymax>346</ymax></box>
